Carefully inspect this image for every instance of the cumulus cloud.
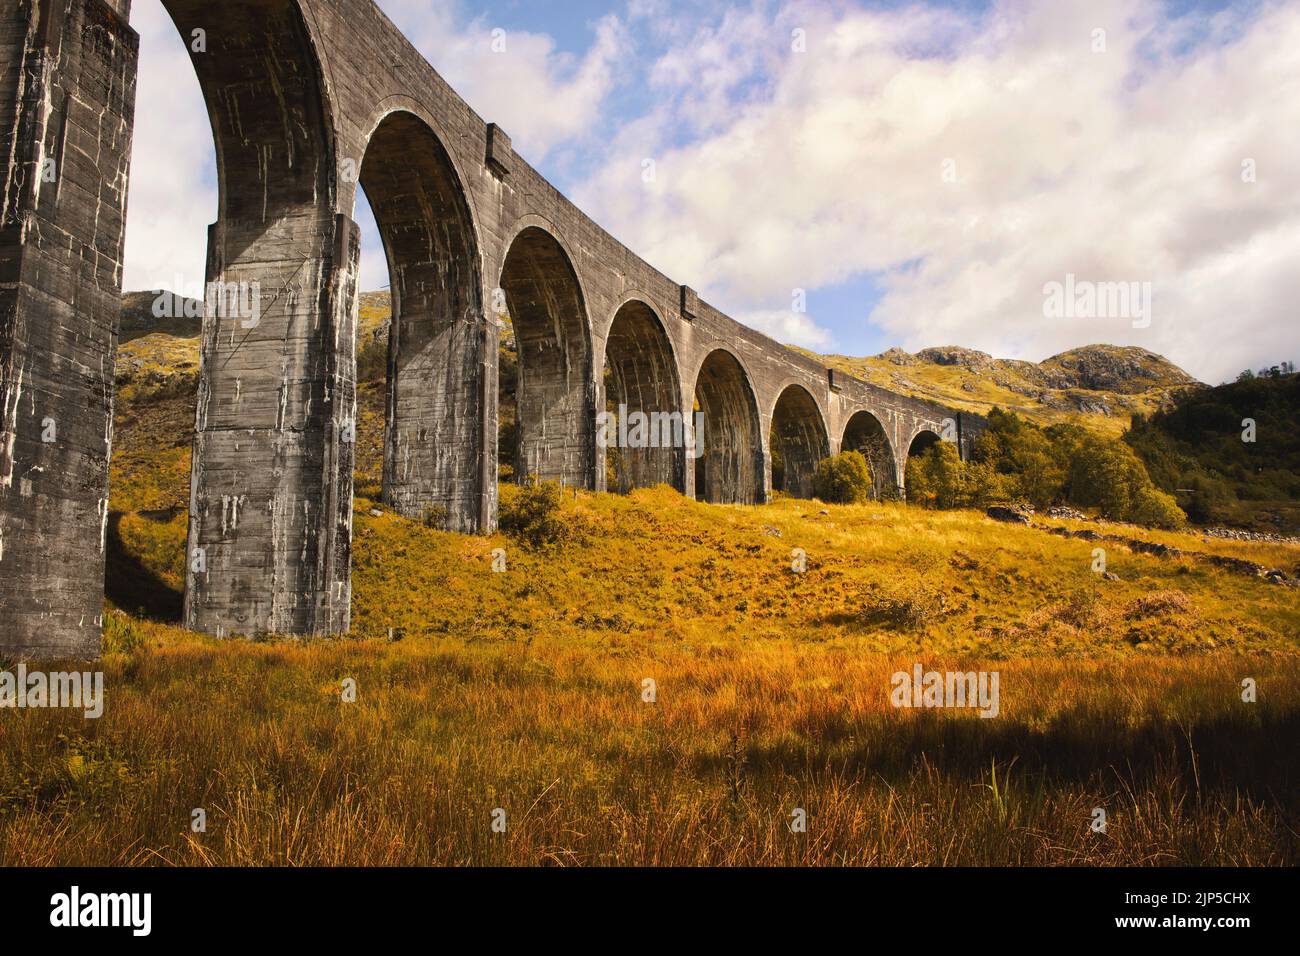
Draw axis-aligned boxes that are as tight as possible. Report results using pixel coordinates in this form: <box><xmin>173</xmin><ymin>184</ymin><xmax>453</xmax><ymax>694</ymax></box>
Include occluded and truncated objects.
<box><xmin>737</xmin><ymin>307</ymin><xmax>834</xmax><ymax>349</ymax></box>
<box><xmin>373</xmin><ymin>0</ymin><xmax>629</xmax><ymax>162</ymax></box>
<box><xmin>575</xmin><ymin>0</ymin><xmax>1300</xmax><ymax>382</ymax></box>
<box><xmin>120</xmin><ymin>0</ymin><xmax>1299</xmax><ymax>383</ymax></box>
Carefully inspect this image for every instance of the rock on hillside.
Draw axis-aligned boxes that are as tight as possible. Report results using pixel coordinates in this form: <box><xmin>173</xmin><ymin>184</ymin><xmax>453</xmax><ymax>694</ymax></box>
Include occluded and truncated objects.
<box><xmin>1041</xmin><ymin>345</ymin><xmax>1200</xmax><ymax>394</ymax></box>
<box><xmin>874</xmin><ymin>343</ymin><xmax>1198</xmax><ymax>394</ymax></box>
<box><xmin>914</xmin><ymin>346</ymin><xmax>994</xmax><ymax>369</ymax></box>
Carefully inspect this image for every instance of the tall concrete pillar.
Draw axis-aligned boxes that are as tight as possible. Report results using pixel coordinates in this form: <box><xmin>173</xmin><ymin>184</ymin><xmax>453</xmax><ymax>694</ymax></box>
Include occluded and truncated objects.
<box><xmin>0</xmin><ymin>0</ymin><xmax>138</xmax><ymax>659</ymax></box>
<box><xmin>182</xmin><ymin>213</ymin><xmax>359</xmax><ymax>638</ymax></box>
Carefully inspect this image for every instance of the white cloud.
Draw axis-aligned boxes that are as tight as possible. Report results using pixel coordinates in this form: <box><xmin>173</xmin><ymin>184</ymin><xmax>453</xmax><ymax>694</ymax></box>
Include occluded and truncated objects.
<box><xmin>575</xmin><ymin>0</ymin><xmax>1300</xmax><ymax>382</ymax></box>
<box><xmin>374</xmin><ymin>0</ymin><xmax>629</xmax><ymax>162</ymax></box>
<box><xmin>737</xmin><ymin>308</ymin><xmax>834</xmax><ymax>349</ymax></box>
<box><xmin>120</xmin><ymin>0</ymin><xmax>1300</xmax><ymax>384</ymax></box>
<box><xmin>120</xmin><ymin>0</ymin><xmax>216</xmax><ymax>294</ymax></box>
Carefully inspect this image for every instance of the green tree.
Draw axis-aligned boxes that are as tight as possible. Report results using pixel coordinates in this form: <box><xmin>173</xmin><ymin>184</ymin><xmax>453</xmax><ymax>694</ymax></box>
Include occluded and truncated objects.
<box><xmin>907</xmin><ymin>441</ymin><xmax>966</xmax><ymax>508</ymax></box>
<box><xmin>812</xmin><ymin>451</ymin><xmax>874</xmax><ymax>504</ymax></box>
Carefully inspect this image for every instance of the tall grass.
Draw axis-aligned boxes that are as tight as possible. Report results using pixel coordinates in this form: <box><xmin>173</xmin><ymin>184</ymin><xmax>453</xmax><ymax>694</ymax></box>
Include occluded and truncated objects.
<box><xmin>15</xmin><ymin>385</ymin><xmax>1287</xmax><ymax>866</ymax></box>
<box><xmin>1</xmin><ymin>642</ymin><xmax>1295</xmax><ymax>865</ymax></box>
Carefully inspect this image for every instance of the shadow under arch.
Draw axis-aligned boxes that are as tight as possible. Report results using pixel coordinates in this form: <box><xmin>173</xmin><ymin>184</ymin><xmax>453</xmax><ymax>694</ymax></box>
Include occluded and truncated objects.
<box><xmin>602</xmin><ymin>299</ymin><xmax>684</xmax><ymax>493</ymax></box>
<box><xmin>842</xmin><ymin>409</ymin><xmax>900</xmax><ymax>499</ymax></box>
<box><xmin>358</xmin><ymin>109</ymin><xmax>485</xmax><ymax>531</ymax></box>
<box><xmin>769</xmin><ymin>384</ymin><xmax>829</xmax><ymax>498</ymax></box>
<box><xmin>498</xmin><ymin>225</ymin><xmax>595</xmax><ymax>488</ymax></box>
<box><xmin>692</xmin><ymin>349</ymin><xmax>764</xmax><ymax>505</ymax></box>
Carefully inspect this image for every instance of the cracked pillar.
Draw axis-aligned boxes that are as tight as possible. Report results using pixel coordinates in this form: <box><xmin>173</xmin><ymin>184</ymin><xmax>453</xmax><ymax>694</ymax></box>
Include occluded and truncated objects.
<box><xmin>0</xmin><ymin>0</ymin><xmax>138</xmax><ymax>659</ymax></box>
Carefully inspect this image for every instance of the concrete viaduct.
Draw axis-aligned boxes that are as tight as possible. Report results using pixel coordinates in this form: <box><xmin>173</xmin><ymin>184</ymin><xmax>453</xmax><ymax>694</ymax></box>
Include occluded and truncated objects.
<box><xmin>0</xmin><ymin>0</ymin><xmax>980</xmax><ymax>658</ymax></box>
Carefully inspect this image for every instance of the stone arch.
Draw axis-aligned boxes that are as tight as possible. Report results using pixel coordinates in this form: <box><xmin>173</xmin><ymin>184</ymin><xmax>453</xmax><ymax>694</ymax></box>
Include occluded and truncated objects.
<box><xmin>498</xmin><ymin>225</ymin><xmax>595</xmax><ymax>487</ymax></box>
<box><xmin>160</xmin><ymin>0</ymin><xmax>358</xmax><ymax>637</ymax></box>
<box><xmin>692</xmin><ymin>349</ymin><xmax>764</xmax><ymax>505</ymax></box>
<box><xmin>602</xmin><ymin>299</ymin><xmax>684</xmax><ymax>493</ymax></box>
<box><xmin>769</xmin><ymin>385</ymin><xmax>829</xmax><ymax>498</ymax></box>
<box><xmin>358</xmin><ymin>109</ymin><xmax>484</xmax><ymax>532</ymax></box>
<box><xmin>842</xmin><ymin>410</ymin><xmax>899</xmax><ymax>499</ymax></box>
<box><xmin>905</xmin><ymin>428</ymin><xmax>944</xmax><ymax>499</ymax></box>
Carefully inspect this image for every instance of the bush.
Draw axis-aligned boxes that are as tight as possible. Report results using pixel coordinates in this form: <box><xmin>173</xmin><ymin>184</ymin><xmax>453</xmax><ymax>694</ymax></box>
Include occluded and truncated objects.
<box><xmin>857</xmin><ymin>584</ymin><xmax>946</xmax><ymax>630</ymax></box>
<box><xmin>1126</xmin><ymin>484</ymin><xmax>1186</xmax><ymax>530</ymax></box>
<box><xmin>356</xmin><ymin>332</ymin><xmax>388</xmax><ymax>383</ymax></box>
<box><xmin>1066</xmin><ymin>436</ymin><xmax>1185</xmax><ymax>527</ymax></box>
<box><xmin>903</xmin><ymin>408</ymin><xmax>1187</xmax><ymax>529</ymax></box>
<box><xmin>812</xmin><ymin>451</ymin><xmax>873</xmax><ymax>504</ymax></box>
<box><xmin>102</xmin><ymin>611</ymin><xmax>147</xmax><ymax>655</ymax></box>
<box><xmin>498</xmin><ymin>480</ymin><xmax>571</xmax><ymax>551</ymax></box>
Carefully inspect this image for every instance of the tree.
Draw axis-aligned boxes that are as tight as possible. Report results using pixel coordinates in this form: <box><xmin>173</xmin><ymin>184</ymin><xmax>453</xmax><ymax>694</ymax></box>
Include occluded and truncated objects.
<box><xmin>907</xmin><ymin>441</ymin><xmax>966</xmax><ymax>508</ymax></box>
<box><xmin>812</xmin><ymin>451</ymin><xmax>874</xmax><ymax>504</ymax></box>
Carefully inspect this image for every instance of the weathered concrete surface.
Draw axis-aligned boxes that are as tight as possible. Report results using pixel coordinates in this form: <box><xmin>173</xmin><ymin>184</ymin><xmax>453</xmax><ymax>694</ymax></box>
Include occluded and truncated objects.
<box><xmin>173</xmin><ymin>0</ymin><xmax>355</xmax><ymax>638</ymax></box>
<box><xmin>0</xmin><ymin>0</ymin><xmax>136</xmax><ymax>658</ymax></box>
<box><xmin>0</xmin><ymin>0</ymin><xmax>981</xmax><ymax>658</ymax></box>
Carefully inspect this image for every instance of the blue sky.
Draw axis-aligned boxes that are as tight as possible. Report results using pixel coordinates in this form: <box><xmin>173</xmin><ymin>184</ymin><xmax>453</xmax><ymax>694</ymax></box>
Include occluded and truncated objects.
<box><xmin>124</xmin><ymin>0</ymin><xmax>1299</xmax><ymax>382</ymax></box>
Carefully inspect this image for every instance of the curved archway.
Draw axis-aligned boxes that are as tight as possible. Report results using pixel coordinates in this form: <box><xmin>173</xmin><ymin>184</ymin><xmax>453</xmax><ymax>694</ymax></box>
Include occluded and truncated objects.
<box><xmin>603</xmin><ymin>300</ymin><xmax>684</xmax><ymax>493</ymax></box>
<box><xmin>498</xmin><ymin>226</ymin><xmax>594</xmax><ymax>487</ymax></box>
<box><xmin>842</xmin><ymin>410</ymin><xmax>899</xmax><ymax>499</ymax></box>
<box><xmin>905</xmin><ymin>429</ymin><xmax>944</xmax><ymax>500</ymax></box>
<box><xmin>769</xmin><ymin>385</ymin><xmax>829</xmax><ymax>498</ymax></box>
<box><xmin>692</xmin><ymin>350</ymin><xmax>763</xmax><ymax>505</ymax></box>
<box><xmin>359</xmin><ymin>110</ymin><xmax>483</xmax><ymax>531</ymax></box>
<box><xmin>908</xmin><ymin>429</ymin><xmax>943</xmax><ymax>459</ymax></box>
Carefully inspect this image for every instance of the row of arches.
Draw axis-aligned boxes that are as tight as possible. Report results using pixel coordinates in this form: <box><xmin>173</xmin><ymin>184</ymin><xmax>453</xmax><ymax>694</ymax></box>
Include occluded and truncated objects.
<box><xmin>359</xmin><ymin>109</ymin><xmax>948</xmax><ymax>510</ymax></box>
<box><xmin>144</xmin><ymin>0</ymin><xmax>945</xmax><ymax>640</ymax></box>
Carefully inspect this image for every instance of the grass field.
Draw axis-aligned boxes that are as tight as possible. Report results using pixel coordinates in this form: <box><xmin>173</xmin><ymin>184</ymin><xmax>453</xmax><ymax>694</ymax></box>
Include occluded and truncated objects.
<box><xmin>2</xmin><ymin>369</ymin><xmax>1297</xmax><ymax>866</ymax></box>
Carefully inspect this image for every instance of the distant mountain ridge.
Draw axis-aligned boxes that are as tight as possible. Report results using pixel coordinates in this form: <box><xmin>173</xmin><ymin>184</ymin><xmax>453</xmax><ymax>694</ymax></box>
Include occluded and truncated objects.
<box><xmin>801</xmin><ymin>342</ymin><xmax>1201</xmax><ymax>435</ymax></box>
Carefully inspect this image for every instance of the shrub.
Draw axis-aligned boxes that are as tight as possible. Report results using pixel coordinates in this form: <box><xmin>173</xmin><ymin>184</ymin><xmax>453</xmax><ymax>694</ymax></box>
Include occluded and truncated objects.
<box><xmin>812</xmin><ymin>451</ymin><xmax>873</xmax><ymax>504</ymax></box>
<box><xmin>903</xmin><ymin>409</ymin><xmax>1187</xmax><ymax>529</ymax></box>
<box><xmin>102</xmin><ymin>611</ymin><xmax>146</xmax><ymax>655</ymax></box>
<box><xmin>1127</xmin><ymin>484</ymin><xmax>1186</xmax><ymax>530</ymax></box>
<box><xmin>499</xmin><ymin>480</ymin><xmax>571</xmax><ymax>551</ymax></box>
<box><xmin>356</xmin><ymin>332</ymin><xmax>388</xmax><ymax>383</ymax></box>
<box><xmin>1067</xmin><ymin>436</ymin><xmax>1185</xmax><ymax>527</ymax></box>
<box><xmin>857</xmin><ymin>584</ymin><xmax>946</xmax><ymax>630</ymax></box>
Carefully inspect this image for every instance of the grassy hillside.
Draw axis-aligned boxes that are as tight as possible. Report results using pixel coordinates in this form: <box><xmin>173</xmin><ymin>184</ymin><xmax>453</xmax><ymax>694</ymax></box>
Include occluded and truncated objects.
<box><xmin>5</xmin><ymin>293</ymin><xmax>1290</xmax><ymax>867</ymax></box>
<box><xmin>118</xmin><ymin>291</ymin><xmax>1201</xmax><ymax>440</ymax></box>
<box><xmin>6</xmin><ymin>477</ymin><xmax>1299</xmax><ymax>865</ymax></box>
<box><xmin>796</xmin><ymin>343</ymin><xmax>1199</xmax><ymax>437</ymax></box>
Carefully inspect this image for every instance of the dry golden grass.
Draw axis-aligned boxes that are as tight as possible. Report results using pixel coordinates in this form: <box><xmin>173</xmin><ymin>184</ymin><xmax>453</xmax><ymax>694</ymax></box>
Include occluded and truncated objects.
<box><xmin>5</xmin><ymin>353</ymin><xmax>1293</xmax><ymax>867</ymax></box>
<box><xmin>2</xmin><ymin>635</ymin><xmax>1296</xmax><ymax>865</ymax></box>
<box><xmin>3</xmin><ymin>486</ymin><xmax>1296</xmax><ymax>866</ymax></box>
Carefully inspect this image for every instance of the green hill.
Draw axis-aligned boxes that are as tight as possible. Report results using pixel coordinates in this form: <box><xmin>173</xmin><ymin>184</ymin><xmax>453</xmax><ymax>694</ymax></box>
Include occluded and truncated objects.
<box><xmin>1127</xmin><ymin>371</ymin><xmax>1300</xmax><ymax>531</ymax></box>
